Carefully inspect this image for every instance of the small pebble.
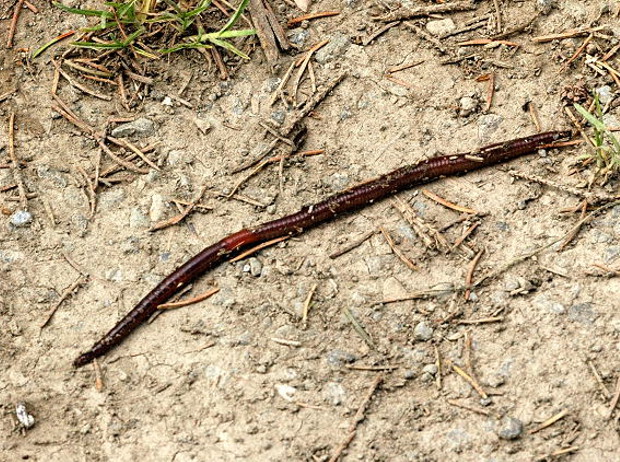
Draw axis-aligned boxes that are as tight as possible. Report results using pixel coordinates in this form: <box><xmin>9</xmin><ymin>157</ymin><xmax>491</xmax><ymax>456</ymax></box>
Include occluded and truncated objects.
<box><xmin>537</xmin><ymin>0</ymin><xmax>555</xmax><ymax>13</ymax></box>
<box><xmin>595</xmin><ymin>85</ymin><xmax>613</xmax><ymax>105</ymax></box>
<box><xmin>315</xmin><ymin>33</ymin><xmax>351</xmax><ymax>64</ymax></box>
<box><xmin>193</xmin><ymin>117</ymin><xmax>212</xmax><ymax>135</ymax></box>
<box><xmin>324</xmin><ymin>382</ymin><xmax>347</xmax><ymax>406</ymax></box>
<box><xmin>149</xmin><ymin>194</ymin><xmax>166</xmax><ymax>222</ymax></box>
<box><xmin>478</xmin><ymin>114</ymin><xmax>504</xmax><ymax>141</ymax></box>
<box><xmin>497</xmin><ymin>416</ymin><xmax>523</xmax><ymax>440</ymax></box>
<box><xmin>9</xmin><ymin>210</ymin><xmax>33</xmax><ymax>228</ymax></box>
<box><xmin>110</xmin><ymin>117</ymin><xmax>156</xmax><ymax>138</ymax></box>
<box><xmin>426</xmin><ymin>18</ymin><xmax>456</xmax><ymax>37</ymax></box>
<box><xmin>326</xmin><ymin>349</ymin><xmax>357</xmax><ymax>367</ymax></box>
<box><xmin>248</xmin><ymin>257</ymin><xmax>262</xmax><ymax>277</ymax></box>
<box><xmin>15</xmin><ymin>402</ymin><xmax>35</xmax><ymax>429</ymax></box>
<box><xmin>459</xmin><ymin>96</ymin><xmax>479</xmax><ymax>117</ymax></box>
<box><xmin>275</xmin><ymin>384</ymin><xmax>296</xmax><ymax>401</ymax></box>
<box><xmin>422</xmin><ymin>364</ymin><xmax>438</xmax><ymax>375</ymax></box>
<box><xmin>413</xmin><ymin>321</ymin><xmax>433</xmax><ymax>341</ymax></box>
<box><xmin>568</xmin><ymin>302</ymin><xmax>598</xmax><ymax>325</ymax></box>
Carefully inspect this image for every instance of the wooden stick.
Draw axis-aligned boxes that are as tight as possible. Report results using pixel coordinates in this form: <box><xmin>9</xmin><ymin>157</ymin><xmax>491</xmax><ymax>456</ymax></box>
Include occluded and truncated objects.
<box><xmin>7</xmin><ymin>112</ymin><xmax>28</xmax><ymax>208</ymax></box>
<box><xmin>6</xmin><ymin>0</ymin><xmax>25</xmax><ymax>48</ymax></box>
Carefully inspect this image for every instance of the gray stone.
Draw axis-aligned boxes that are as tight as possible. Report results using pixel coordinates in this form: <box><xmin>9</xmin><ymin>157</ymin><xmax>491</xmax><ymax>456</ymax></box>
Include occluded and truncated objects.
<box><xmin>596</xmin><ymin>85</ymin><xmax>613</xmax><ymax>105</ymax></box>
<box><xmin>111</xmin><ymin>118</ymin><xmax>156</xmax><ymax>138</ymax></box>
<box><xmin>324</xmin><ymin>382</ymin><xmax>346</xmax><ymax>406</ymax></box>
<box><xmin>324</xmin><ymin>172</ymin><xmax>350</xmax><ymax>191</ymax></box>
<box><xmin>129</xmin><ymin>208</ymin><xmax>149</xmax><ymax>229</ymax></box>
<box><xmin>167</xmin><ymin>149</ymin><xmax>192</xmax><ymax>166</ymax></box>
<box><xmin>315</xmin><ymin>33</ymin><xmax>350</xmax><ymax>64</ymax></box>
<box><xmin>497</xmin><ymin>416</ymin><xmax>523</xmax><ymax>440</ymax></box>
<box><xmin>478</xmin><ymin>114</ymin><xmax>504</xmax><ymax>141</ymax></box>
<box><xmin>459</xmin><ymin>96</ymin><xmax>479</xmax><ymax>117</ymax></box>
<box><xmin>120</xmin><ymin>237</ymin><xmax>140</xmax><ymax>254</ymax></box>
<box><xmin>270</xmin><ymin>110</ymin><xmax>286</xmax><ymax>125</ymax></box>
<box><xmin>245</xmin><ymin>257</ymin><xmax>262</xmax><ymax>277</ymax></box>
<box><xmin>422</xmin><ymin>364</ymin><xmax>438</xmax><ymax>375</ymax></box>
<box><xmin>568</xmin><ymin>303</ymin><xmax>598</xmax><ymax>324</ymax></box>
<box><xmin>537</xmin><ymin>0</ymin><xmax>555</xmax><ymax>13</ymax></box>
<box><xmin>326</xmin><ymin>349</ymin><xmax>357</xmax><ymax>367</ymax></box>
<box><xmin>149</xmin><ymin>193</ymin><xmax>166</xmax><ymax>222</ymax></box>
<box><xmin>288</xmin><ymin>29</ymin><xmax>309</xmax><ymax>46</ymax></box>
<box><xmin>414</xmin><ymin>321</ymin><xmax>433</xmax><ymax>341</ymax></box>
<box><xmin>9</xmin><ymin>210</ymin><xmax>33</xmax><ymax>228</ymax></box>
<box><xmin>604</xmin><ymin>246</ymin><xmax>620</xmax><ymax>263</ymax></box>
<box><xmin>193</xmin><ymin>117</ymin><xmax>212</xmax><ymax>135</ymax></box>
<box><xmin>426</xmin><ymin>18</ymin><xmax>456</xmax><ymax>37</ymax></box>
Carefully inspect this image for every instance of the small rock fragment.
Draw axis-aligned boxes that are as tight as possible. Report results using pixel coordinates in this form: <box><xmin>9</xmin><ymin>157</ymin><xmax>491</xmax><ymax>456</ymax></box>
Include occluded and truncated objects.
<box><xmin>193</xmin><ymin>117</ymin><xmax>212</xmax><ymax>135</ymax></box>
<box><xmin>315</xmin><ymin>33</ymin><xmax>350</xmax><ymax>64</ymax></box>
<box><xmin>497</xmin><ymin>416</ymin><xmax>523</xmax><ymax>440</ymax></box>
<box><xmin>478</xmin><ymin>114</ymin><xmax>504</xmax><ymax>141</ymax></box>
<box><xmin>111</xmin><ymin>118</ymin><xmax>156</xmax><ymax>138</ymax></box>
<box><xmin>426</xmin><ymin>18</ymin><xmax>456</xmax><ymax>37</ymax></box>
<box><xmin>149</xmin><ymin>194</ymin><xmax>166</xmax><ymax>222</ymax></box>
<box><xmin>459</xmin><ymin>96</ymin><xmax>479</xmax><ymax>117</ymax></box>
<box><xmin>9</xmin><ymin>210</ymin><xmax>33</xmax><ymax>228</ymax></box>
<box><xmin>414</xmin><ymin>321</ymin><xmax>433</xmax><ymax>341</ymax></box>
<box><xmin>275</xmin><ymin>384</ymin><xmax>296</xmax><ymax>402</ymax></box>
<box><xmin>15</xmin><ymin>402</ymin><xmax>35</xmax><ymax>429</ymax></box>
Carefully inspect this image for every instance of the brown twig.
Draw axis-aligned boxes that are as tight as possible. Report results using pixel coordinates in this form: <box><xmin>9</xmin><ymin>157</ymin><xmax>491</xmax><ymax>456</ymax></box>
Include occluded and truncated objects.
<box><xmin>528</xmin><ymin>409</ymin><xmax>569</xmax><ymax>434</ymax></box>
<box><xmin>6</xmin><ymin>0</ymin><xmax>25</xmax><ymax>48</ymax></box>
<box><xmin>7</xmin><ymin>112</ymin><xmax>28</xmax><ymax>209</ymax></box>
<box><xmin>287</xmin><ymin>11</ymin><xmax>339</xmax><ymax>28</ymax></box>
<box><xmin>292</xmin><ymin>39</ymin><xmax>329</xmax><ymax>104</ymax></box>
<box><xmin>451</xmin><ymin>222</ymin><xmax>479</xmax><ymax>251</ymax></box>
<box><xmin>41</xmin><ymin>277</ymin><xmax>88</xmax><ymax>328</ymax></box>
<box><xmin>157</xmin><ymin>287</ymin><xmax>219</xmax><ymax>309</ymax></box>
<box><xmin>609</xmin><ymin>376</ymin><xmax>620</xmax><ymax>419</ymax></box>
<box><xmin>230</xmin><ymin>235</ymin><xmax>289</xmax><ymax>262</ymax></box>
<box><xmin>465</xmin><ymin>249</ymin><xmax>484</xmax><ymax>300</ymax></box>
<box><xmin>301</xmin><ymin>283</ymin><xmax>317</xmax><ymax>328</ymax></box>
<box><xmin>149</xmin><ymin>186</ymin><xmax>208</xmax><ymax>232</ymax></box>
<box><xmin>375</xmin><ymin>1</ymin><xmax>476</xmax><ymax>22</ymax></box>
<box><xmin>422</xmin><ymin>189</ymin><xmax>478</xmax><ymax>215</ymax></box>
<box><xmin>328</xmin><ymin>375</ymin><xmax>383</xmax><ymax>462</ymax></box>
<box><xmin>329</xmin><ymin>230</ymin><xmax>376</xmax><ymax>259</ymax></box>
<box><xmin>447</xmin><ymin>399</ymin><xmax>493</xmax><ymax>417</ymax></box>
<box><xmin>93</xmin><ymin>359</ymin><xmax>104</xmax><ymax>391</ymax></box>
<box><xmin>379</xmin><ymin>226</ymin><xmax>418</xmax><ymax>270</ymax></box>
<box><xmin>451</xmin><ymin>363</ymin><xmax>488</xmax><ymax>400</ymax></box>
<box><xmin>560</xmin><ymin>34</ymin><xmax>593</xmax><ymax>72</ymax></box>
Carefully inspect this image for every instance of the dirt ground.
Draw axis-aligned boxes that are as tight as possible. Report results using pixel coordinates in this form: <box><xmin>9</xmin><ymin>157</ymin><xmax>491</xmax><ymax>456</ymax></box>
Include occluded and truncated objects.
<box><xmin>2</xmin><ymin>0</ymin><xmax>620</xmax><ymax>460</ymax></box>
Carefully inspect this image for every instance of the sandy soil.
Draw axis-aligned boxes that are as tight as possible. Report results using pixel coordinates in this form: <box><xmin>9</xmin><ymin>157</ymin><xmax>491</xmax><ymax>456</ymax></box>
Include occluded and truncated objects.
<box><xmin>2</xmin><ymin>0</ymin><xmax>620</xmax><ymax>460</ymax></box>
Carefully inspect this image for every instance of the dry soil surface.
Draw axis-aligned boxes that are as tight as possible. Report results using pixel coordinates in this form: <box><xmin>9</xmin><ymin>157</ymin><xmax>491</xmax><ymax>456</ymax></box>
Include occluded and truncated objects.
<box><xmin>1</xmin><ymin>0</ymin><xmax>620</xmax><ymax>461</ymax></box>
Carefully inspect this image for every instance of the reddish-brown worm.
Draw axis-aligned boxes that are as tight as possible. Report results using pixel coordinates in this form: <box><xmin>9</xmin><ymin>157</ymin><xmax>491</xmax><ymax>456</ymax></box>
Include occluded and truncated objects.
<box><xmin>74</xmin><ymin>130</ymin><xmax>571</xmax><ymax>367</ymax></box>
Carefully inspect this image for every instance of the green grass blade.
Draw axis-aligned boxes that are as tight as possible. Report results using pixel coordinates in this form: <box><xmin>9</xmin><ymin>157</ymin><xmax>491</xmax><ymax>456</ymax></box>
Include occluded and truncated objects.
<box><xmin>219</xmin><ymin>0</ymin><xmax>249</xmax><ymax>33</ymax></box>
<box><xmin>208</xmin><ymin>37</ymin><xmax>249</xmax><ymax>59</ymax></box>
<box><xmin>574</xmin><ymin>103</ymin><xmax>606</xmax><ymax>132</ymax></box>
<box><xmin>53</xmin><ymin>2</ymin><xmax>113</xmax><ymax>18</ymax></box>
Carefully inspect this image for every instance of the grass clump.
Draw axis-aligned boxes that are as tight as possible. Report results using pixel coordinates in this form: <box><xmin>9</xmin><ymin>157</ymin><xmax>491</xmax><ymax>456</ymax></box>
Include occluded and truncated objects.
<box><xmin>53</xmin><ymin>0</ymin><xmax>255</xmax><ymax>59</ymax></box>
<box><xmin>574</xmin><ymin>93</ymin><xmax>620</xmax><ymax>181</ymax></box>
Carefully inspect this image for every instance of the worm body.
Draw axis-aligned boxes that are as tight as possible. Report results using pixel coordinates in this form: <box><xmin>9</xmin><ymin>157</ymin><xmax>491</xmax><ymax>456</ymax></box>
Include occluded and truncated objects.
<box><xmin>74</xmin><ymin>130</ymin><xmax>571</xmax><ymax>367</ymax></box>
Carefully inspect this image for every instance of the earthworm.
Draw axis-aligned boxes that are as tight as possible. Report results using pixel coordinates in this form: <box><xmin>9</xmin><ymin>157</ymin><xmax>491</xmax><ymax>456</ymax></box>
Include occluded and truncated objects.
<box><xmin>74</xmin><ymin>130</ymin><xmax>571</xmax><ymax>367</ymax></box>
